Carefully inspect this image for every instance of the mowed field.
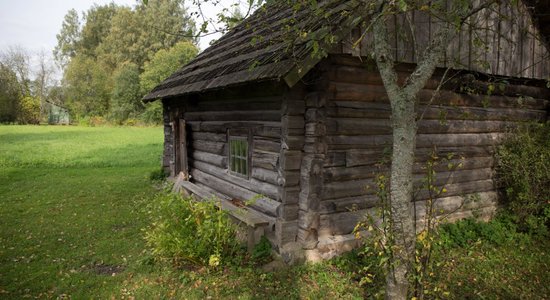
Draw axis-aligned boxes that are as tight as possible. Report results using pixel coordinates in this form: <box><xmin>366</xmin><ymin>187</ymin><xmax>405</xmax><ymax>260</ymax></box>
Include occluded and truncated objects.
<box><xmin>0</xmin><ymin>126</ymin><xmax>163</xmax><ymax>298</ymax></box>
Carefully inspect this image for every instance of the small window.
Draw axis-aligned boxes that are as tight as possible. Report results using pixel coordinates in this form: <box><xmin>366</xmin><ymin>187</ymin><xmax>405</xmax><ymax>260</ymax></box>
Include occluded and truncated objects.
<box><xmin>229</xmin><ymin>136</ymin><xmax>249</xmax><ymax>177</ymax></box>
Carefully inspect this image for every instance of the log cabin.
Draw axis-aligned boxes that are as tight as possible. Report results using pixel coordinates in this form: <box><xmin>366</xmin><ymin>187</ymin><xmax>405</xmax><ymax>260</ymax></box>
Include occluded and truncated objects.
<box><xmin>144</xmin><ymin>0</ymin><xmax>550</xmax><ymax>261</ymax></box>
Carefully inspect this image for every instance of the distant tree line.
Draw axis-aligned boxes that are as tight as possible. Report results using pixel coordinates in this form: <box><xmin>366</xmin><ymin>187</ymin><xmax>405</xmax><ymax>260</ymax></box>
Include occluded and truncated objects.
<box><xmin>0</xmin><ymin>0</ymin><xmax>198</xmax><ymax>125</ymax></box>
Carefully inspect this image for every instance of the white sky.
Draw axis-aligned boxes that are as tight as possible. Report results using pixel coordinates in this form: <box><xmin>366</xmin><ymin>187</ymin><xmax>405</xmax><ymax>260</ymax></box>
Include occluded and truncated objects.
<box><xmin>0</xmin><ymin>0</ymin><xmax>226</xmax><ymax>56</ymax></box>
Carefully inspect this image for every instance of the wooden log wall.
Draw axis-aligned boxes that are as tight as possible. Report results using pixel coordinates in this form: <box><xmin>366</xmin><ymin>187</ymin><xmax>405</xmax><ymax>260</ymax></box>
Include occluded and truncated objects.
<box><xmin>317</xmin><ymin>54</ymin><xmax>549</xmax><ymax>238</ymax></box>
<box><xmin>337</xmin><ymin>0</ymin><xmax>550</xmax><ymax>79</ymax></box>
<box><xmin>275</xmin><ymin>85</ymin><xmax>306</xmax><ymax>246</ymax></box>
<box><xmin>165</xmin><ymin>86</ymin><xmax>286</xmax><ymax>231</ymax></box>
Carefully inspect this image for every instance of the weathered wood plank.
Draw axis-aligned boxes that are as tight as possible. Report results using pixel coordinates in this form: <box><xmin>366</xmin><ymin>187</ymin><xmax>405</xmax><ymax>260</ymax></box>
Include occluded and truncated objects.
<box><xmin>192</xmin><ymin>150</ymin><xmax>227</xmax><ymax>168</ymax></box>
<box><xmin>191</xmin><ymin>168</ymin><xmax>280</xmax><ymax>217</ymax></box>
<box><xmin>188</xmin><ymin>121</ymin><xmax>281</xmax><ymax>133</ymax></box>
<box><xmin>192</xmin><ymin>140</ymin><xmax>227</xmax><ymax>155</ymax></box>
<box><xmin>193</xmin><ymin>160</ymin><xmax>280</xmax><ymax>200</ymax></box>
<box><xmin>252</xmin><ymin>150</ymin><xmax>279</xmax><ymax>171</ymax></box>
<box><xmin>184</xmin><ymin>110</ymin><xmax>281</xmax><ymax>122</ymax></box>
<box><xmin>253</xmin><ymin>138</ymin><xmax>281</xmax><ymax>153</ymax></box>
<box><xmin>191</xmin><ymin>132</ymin><xmax>227</xmax><ymax>142</ymax></box>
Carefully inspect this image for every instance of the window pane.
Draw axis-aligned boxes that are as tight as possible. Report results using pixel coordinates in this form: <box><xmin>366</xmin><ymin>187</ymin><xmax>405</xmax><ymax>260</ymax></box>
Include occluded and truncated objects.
<box><xmin>228</xmin><ymin>136</ymin><xmax>249</xmax><ymax>176</ymax></box>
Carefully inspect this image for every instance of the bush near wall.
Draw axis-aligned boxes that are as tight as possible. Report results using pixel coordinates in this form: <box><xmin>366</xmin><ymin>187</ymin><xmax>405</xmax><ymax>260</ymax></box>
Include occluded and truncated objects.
<box><xmin>496</xmin><ymin>122</ymin><xmax>550</xmax><ymax>233</ymax></box>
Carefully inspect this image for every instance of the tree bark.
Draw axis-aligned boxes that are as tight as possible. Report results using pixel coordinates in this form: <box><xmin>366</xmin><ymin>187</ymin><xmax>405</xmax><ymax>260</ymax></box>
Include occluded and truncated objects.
<box><xmin>372</xmin><ymin>4</ymin><xmax>455</xmax><ymax>299</ymax></box>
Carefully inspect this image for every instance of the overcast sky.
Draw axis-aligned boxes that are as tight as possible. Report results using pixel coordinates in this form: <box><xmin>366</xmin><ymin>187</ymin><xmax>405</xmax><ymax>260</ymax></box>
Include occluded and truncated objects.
<box><xmin>0</xmin><ymin>0</ymin><xmax>224</xmax><ymax>55</ymax></box>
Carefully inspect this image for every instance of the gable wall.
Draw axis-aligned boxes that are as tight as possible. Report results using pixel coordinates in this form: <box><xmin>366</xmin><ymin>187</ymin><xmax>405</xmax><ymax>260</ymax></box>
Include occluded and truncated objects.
<box><xmin>162</xmin><ymin>84</ymin><xmax>287</xmax><ymax>236</ymax></box>
<box><xmin>312</xmin><ymin>54</ymin><xmax>548</xmax><ymax>246</ymax></box>
<box><xmin>335</xmin><ymin>0</ymin><xmax>550</xmax><ymax>79</ymax></box>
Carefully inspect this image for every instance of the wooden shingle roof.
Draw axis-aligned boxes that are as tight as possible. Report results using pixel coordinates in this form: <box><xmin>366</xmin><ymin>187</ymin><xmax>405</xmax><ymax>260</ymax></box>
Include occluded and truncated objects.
<box><xmin>143</xmin><ymin>0</ymin><xmax>362</xmax><ymax>101</ymax></box>
<box><xmin>144</xmin><ymin>0</ymin><xmax>550</xmax><ymax>102</ymax></box>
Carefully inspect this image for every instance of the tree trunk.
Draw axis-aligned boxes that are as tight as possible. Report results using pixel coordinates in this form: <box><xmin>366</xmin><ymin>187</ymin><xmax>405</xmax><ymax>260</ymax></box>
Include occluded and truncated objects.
<box><xmin>371</xmin><ymin>4</ymin><xmax>456</xmax><ymax>298</ymax></box>
<box><xmin>385</xmin><ymin>93</ymin><xmax>417</xmax><ymax>300</ymax></box>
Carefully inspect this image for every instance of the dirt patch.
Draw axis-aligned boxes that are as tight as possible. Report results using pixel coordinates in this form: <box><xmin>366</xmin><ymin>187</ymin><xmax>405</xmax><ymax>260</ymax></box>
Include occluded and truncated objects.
<box><xmin>89</xmin><ymin>263</ymin><xmax>125</xmax><ymax>275</ymax></box>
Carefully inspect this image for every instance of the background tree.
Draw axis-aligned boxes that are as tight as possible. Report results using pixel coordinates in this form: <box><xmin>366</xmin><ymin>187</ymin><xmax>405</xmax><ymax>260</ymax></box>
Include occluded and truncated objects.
<box><xmin>139</xmin><ymin>40</ymin><xmax>198</xmax><ymax>123</ymax></box>
<box><xmin>54</xmin><ymin>0</ymin><xmax>198</xmax><ymax>123</ymax></box>
<box><xmin>0</xmin><ymin>63</ymin><xmax>22</xmax><ymax>123</ymax></box>
<box><xmin>53</xmin><ymin>8</ymin><xmax>81</xmax><ymax>69</ymax></box>
<box><xmin>111</xmin><ymin>63</ymin><xmax>142</xmax><ymax>122</ymax></box>
<box><xmin>64</xmin><ymin>55</ymin><xmax>111</xmax><ymax>118</ymax></box>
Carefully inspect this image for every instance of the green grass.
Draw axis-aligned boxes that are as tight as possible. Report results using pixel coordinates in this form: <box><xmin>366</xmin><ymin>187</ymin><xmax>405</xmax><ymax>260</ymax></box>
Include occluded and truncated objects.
<box><xmin>0</xmin><ymin>126</ymin><xmax>364</xmax><ymax>299</ymax></box>
<box><xmin>0</xmin><ymin>125</ymin><xmax>162</xmax><ymax>298</ymax></box>
<box><xmin>1</xmin><ymin>125</ymin><xmax>548</xmax><ymax>299</ymax></box>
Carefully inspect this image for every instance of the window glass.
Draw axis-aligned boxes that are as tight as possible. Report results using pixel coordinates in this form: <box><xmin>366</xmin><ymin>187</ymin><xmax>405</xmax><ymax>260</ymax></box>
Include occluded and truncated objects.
<box><xmin>229</xmin><ymin>136</ymin><xmax>248</xmax><ymax>177</ymax></box>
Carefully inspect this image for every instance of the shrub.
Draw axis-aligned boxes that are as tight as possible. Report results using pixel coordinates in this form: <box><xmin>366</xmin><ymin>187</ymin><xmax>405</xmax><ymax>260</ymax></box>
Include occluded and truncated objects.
<box><xmin>496</xmin><ymin>122</ymin><xmax>550</xmax><ymax>230</ymax></box>
<box><xmin>144</xmin><ymin>191</ymin><xmax>241</xmax><ymax>267</ymax></box>
<box><xmin>149</xmin><ymin>167</ymin><xmax>167</xmax><ymax>181</ymax></box>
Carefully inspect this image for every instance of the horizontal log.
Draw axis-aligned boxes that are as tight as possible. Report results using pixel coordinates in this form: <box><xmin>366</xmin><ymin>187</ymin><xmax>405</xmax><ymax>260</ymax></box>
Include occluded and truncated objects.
<box><xmin>346</xmin><ymin>148</ymin><xmax>493</xmax><ymax>168</ymax></box>
<box><xmin>254</xmin><ymin>126</ymin><xmax>281</xmax><ymax>138</ymax></box>
<box><xmin>191</xmin><ymin>168</ymin><xmax>280</xmax><ymax>217</ymax></box>
<box><xmin>413</xmin><ymin>191</ymin><xmax>498</xmax><ymax>220</ymax></box>
<box><xmin>326</xmin><ymin>101</ymin><xmax>392</xmax><ymax>119</ymax></box>
<box><xmin>191</xmin><ymin>132</ymin><xmax>227</xmax><ymax>142</ymax></box>
<box><xmin>328</xmin><ymin>82</ymin><xmax>548</xmax><ymax>110</ymax></box>
<box><xmin>326</xmin><ymin>118</ymin><xmax>513</xmax><ymax>136</ymax></box>
<box><xmin>319</xmin><ymin>194</ymin><xmax>380</xmax><ymax>214</ymax></box>
<box><xmin>326</xmin><ymin>151</ymin><xmax>346</xmax><ymax>167</ymax></box>
<box><xmin>413</xmin><ymin>179</ymin><xmax>495</xmax><ymax>201</ymax></box>
<box><xmin>188</xmin><ymin>121</ymin><xmax>281</xmax><ymax>133</ymax></box>
<box><xmin>323</xmin><ymin>175</ymin><xmax>496</xmax><ymax>201</ymax></box>
<box><xmin>418</xmin><ymin>89</ymin><xmax>548</xmax><ymax>110</ymax></box>
<box><xmin>193</xmin><ymin>160</ymin><xmax>279</xmax><ymax>200</ymax></box>
<box><xmin>327</xmin><ymin>133</ymin><xmax>505</xmax><ymax>149</ymax></box>
<box><xmin>253</xmin><ymin>138</ymin><xmax>280</xmax><ymax>153</ymax></box>
<box><xmin>192</xmin><ymin>140</ymin><xmax>227</xmax><ymax>155</ymax></box>
<box><xmin>326</xmin><ymin>118</ymin><xmax>392</xmax><ymax>135</ymax></box>
<box><xmin>251</xmin><ymin>167</ymin><xmax>279</xmax><ymax>186</ymax></box>
<box><xmin>328</xmin><ymin>101</ymin><xmax>546</xmax><ymax>122</ymax></box>
<box><xmin>419</xmin><ymin>105</ymin><xmax>547</xmax><ymax>122</ymax></box>
<box><xmin>325</xmin><ymin>157</ymin><xmax>494</xmax><ymax>182</ymax></box>
<box><xmin>192</xmin><ymin>150</ymin><xmax>227</xmax><ymax>168</ymax></box>
<box><xmin>184</xmin><ymin>110</ymin><xmax>281</xmax><ymax>122</ymax></box>
<box><xmin>190</xmin><ymin>96</ymin><xmax>281</xmax><ymax>112</ymax></box>
<box><xmin>319</xmin><ymin>208</ymin><xmax>377</xmax><ymax>237</ymax></box>
<box><xmin>420</xmin><ymin>120</ymin><xmax>513</xmax><ymax>134</ymax></box>
<box><xmin>252</xmin><ymin>150</ymin><xmax>279</xmax><ymax>171</ymax></box>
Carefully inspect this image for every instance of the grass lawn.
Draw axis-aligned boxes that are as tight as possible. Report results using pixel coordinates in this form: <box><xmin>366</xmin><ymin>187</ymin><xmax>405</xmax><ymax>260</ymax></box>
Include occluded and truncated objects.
<box><xmin>0</xmin><ymin>125</ymin><xmax>548</xmax><ymax>299</ymax></box>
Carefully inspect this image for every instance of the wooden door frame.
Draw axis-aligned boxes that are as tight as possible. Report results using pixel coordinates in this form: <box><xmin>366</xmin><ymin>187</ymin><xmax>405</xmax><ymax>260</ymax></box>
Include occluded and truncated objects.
<box><xmin>175</xmin><ymin>118</ymin><xmax>189</xmax><ymax>179</ymax></box>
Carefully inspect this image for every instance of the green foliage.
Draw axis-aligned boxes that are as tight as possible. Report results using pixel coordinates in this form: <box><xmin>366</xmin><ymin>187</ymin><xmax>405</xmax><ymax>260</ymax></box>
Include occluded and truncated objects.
<box><xmin>79</xmin><ymin>3</ymin><xmax>121</xmax><ymax>59</ymax></box>
<box><xmin>139</xmin><ymin>101</ymin><xmax>164</xmax><ymax>125</ymax></box>
<box><xmin>496</xmin><ymin>122</ymin><xmax>550</xmax><ymax>228</ymax></box>
<box><xmin>144</xmin><ymin>192</ymin><xmax>241</xmax><ymax>267</ymax></box>
<box><xmin>54</xmin><ymin>0</ymin><xmax>197</xmax><ymax>123</ymax></box>
<box><xmin>251</xmin><ymin>235</ymin><xmax>272</xmax><ymax>263</ymax></box>
<box><xmin>149</xmin><ymin>167</ymin><xmax>167</xmax><ymax>181</ymax></box>
<box><xmin>53</xmin><ymin>8</ymin><xmax>81</xmax><ymax>68</ymax></box>
<box><xmin>64</xmin><ymin>55</ymin><xmax>112</xmax><ymax>118</ymax></box>
<box><xmin>139</xmin><ymin>41</ymin><xmax>198</xmax><ymax>95</ymax></box>
<box><xmin>111</xmin><ymin>63</ymin><xmax>143</xmax><ymax>123</ymax></box>
<box><xmin>17</xmin><ymin>95</ymin><xmax>40</xmax><ymax>124</ymax></box>
<box><xmin>437</xmin><ymin>215</ymin><xmax>521</xmax><ymax>248</ymax></box>
<box><xmin>0</xmin><ymin>63</ymin><xmax>22</xmax><ymax>123</ymax></box>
